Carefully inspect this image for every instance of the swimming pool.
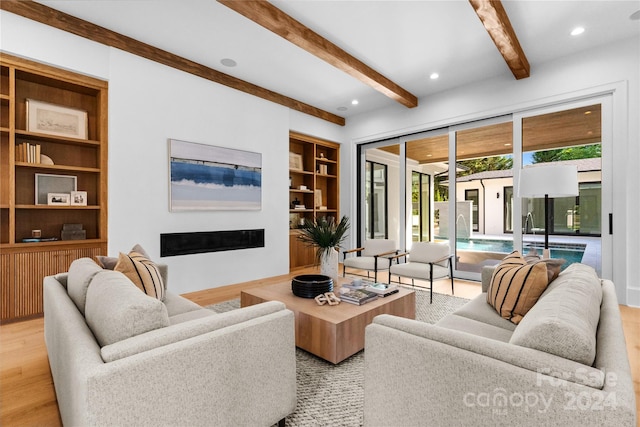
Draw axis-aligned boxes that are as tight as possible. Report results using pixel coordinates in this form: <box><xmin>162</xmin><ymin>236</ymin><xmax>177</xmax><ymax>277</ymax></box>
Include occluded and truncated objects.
<box><xmin>452</xmin><ymin>238</ymin><xmax>586</xmax><ymax>267</ymax></box>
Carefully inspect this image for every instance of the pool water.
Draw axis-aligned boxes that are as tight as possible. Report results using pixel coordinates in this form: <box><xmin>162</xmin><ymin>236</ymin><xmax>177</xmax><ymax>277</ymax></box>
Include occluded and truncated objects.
<box><xmin>453</xmin><ymin>238</ymin><xmax>586</xmax><ymax>268</ymax></box>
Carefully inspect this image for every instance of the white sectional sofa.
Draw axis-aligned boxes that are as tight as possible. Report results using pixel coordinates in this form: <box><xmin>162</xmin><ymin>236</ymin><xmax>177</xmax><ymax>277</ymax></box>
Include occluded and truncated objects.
<box><xmin>44</xmin><ymin>257</ymin><xmax>297</xmax><ymax>426</ymax></box>
<box><xmin>363</xmin><ymin>263</ymin><xmax>636</xmax><ymax>426</ymax></box>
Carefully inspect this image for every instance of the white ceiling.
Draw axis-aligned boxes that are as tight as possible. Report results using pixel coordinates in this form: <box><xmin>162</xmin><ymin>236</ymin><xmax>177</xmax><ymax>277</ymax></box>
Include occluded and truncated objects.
<box><xmin>38</xmin><ymin>0</ymin><xmax>640</xmax><ymax>120</ymax></box>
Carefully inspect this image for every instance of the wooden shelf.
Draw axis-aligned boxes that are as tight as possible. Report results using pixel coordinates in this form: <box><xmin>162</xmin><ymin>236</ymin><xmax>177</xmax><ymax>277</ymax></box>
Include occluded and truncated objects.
<box><xmin>16</xmin><ymin>204</ymin><xmax>101</xmax><ymax>210</ymax></box>
<box><xmin>15</xmin><ymin>130</ymin><xmax>101</xmax><ymax>146</ymax></box>
<box><xmin>1</xmin><ymin>53</ymin><xmax>108</xmax><ymax>322</ymax></box>
<box><xmin>1</xmin><ymin>238</ymin><xmax>107</xmax><ymax>249</ymax></box>
<box><xmin>289</xmin><ymin>169</ymin><xmax>314</xmax><ymax>175</ymax></box>
<box><xmin>15</xmin><ymin>162</ymin><xmax>100</xmax><ymax>173</ymax></box>
<box><xmin>288</xmin><ymin>131</ymin><xmax>340</xmax><ymax>269</ymax></box>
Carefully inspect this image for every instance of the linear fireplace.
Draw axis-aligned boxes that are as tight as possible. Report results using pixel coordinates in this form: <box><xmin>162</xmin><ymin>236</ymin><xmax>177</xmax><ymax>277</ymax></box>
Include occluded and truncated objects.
<box><xmin>160</xmin><ymin>229</ymin><xmax>265</xmax><ymax>257</ymax></box>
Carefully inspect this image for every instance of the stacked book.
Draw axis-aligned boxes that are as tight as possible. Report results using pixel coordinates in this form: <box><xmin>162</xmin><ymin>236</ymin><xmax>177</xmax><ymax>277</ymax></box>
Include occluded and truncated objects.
<box><xmin>339</xmin><ymin>288</ymin><xmax>379</xmax><ymax>305</ymax></box>
<box><xmin>365</xmin><ymin>282</ymin><xmax>399</xmax><ymax>297</ymax></box>
<box><xmin>15</xmin><ymin>142</ymin><xmax>41</xmax><ymax>163</ymax></box>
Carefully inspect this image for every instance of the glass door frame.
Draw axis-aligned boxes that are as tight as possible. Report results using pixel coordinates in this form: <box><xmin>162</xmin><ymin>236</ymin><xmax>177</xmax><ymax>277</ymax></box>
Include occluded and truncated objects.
<box><xmin>513</xmin><ymin>95</ymin><xmax>613</xmax><ymax>280</ymax></box>
<box><xmin>448</xmin><ymin>115</ymin><xmax>513</xmax><ymax>281</ymax></box>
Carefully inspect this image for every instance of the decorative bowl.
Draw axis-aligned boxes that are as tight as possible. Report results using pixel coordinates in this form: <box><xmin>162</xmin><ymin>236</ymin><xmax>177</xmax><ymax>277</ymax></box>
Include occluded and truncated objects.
<box><xmin>291</xmin><ymin>274</ymin><xmax>333</xmax><ymax>298</ymax></box>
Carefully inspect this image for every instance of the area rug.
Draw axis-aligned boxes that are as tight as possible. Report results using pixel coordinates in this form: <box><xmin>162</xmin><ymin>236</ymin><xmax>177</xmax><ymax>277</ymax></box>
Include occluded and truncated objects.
<box><xmin>207</xmin><ymin>289</ymin><xmax>469</xmax><ymax>427</ymax></box>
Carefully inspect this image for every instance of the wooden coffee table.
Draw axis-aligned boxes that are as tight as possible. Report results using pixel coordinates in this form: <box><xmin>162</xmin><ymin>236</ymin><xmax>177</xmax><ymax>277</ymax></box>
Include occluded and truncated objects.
<box><xmin>241</xmin><ymin>278</ymin><xmax>415</xmax><ymax>364</ymax></box>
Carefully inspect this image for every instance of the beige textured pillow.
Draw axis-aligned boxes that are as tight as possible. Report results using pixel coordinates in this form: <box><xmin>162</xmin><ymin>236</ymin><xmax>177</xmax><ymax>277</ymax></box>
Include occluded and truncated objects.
<box><xmin>115</xmin><ymin>251</ymin><xmax>165</xmax><ymax>301</ymax></box>
<box><xmin>510</xmin><ymin>263</ymin><xmax>602</xmax><ymax>365</ymax></box>
<box><xmin>67</xmin><ymin>257</ymin><xmax>104</xmax><ymax>315</ymax></box>
<box><xmin>85</xmin><ymin>270</ymin><xmax>169</xmax><ymax>347</ymax></box>
<box><xmin>487</xmin><ymin>251</ymin><xmax>550</xmax><ymax>324</ymax></box>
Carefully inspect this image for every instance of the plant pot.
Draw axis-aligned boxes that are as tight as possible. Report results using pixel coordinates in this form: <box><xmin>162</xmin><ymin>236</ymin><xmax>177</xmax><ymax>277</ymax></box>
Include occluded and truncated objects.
<box><xmin>320</xmin><ymin>248</ymin><xmax>339</xmax><ymax>282</ymax></box>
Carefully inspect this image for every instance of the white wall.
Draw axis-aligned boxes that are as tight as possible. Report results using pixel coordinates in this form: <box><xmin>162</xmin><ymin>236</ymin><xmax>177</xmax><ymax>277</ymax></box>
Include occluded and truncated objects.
<box><xmin>0</xmin><ymin>11</ymin><xmax>344</xmax><ymax>294</ymax></box>
<box><xmin>345</xmin><ymin>37</ymin><xmax>640</xmax><ymax>306</ymax></box>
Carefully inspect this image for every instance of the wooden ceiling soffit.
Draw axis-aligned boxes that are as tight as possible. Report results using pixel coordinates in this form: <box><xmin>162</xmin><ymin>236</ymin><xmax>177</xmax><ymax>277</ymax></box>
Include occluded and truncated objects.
<box><xmin>0</xmin><ymin>0</ymin><xmax>345</xmax><ymax>126</ymax></box>
<box><xmin>469</xmin><ymin>0</ymin><xmax>530</xmax><ymax>79</ymax></box>
<box><xmin>218</xmin><ymin>0</ymin><xmax>418</xmax><ymax>109</ymax></box>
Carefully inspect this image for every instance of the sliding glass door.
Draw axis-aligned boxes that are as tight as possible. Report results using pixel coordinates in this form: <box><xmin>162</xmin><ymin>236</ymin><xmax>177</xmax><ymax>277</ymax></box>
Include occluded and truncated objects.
<box><xmin>356</xmin><ymin>96</ymin><xmax>612</xmax><ymax>281</ymax></box>
<box><xmin>518</xmin><ymin>101</ymin><xmax>607</xmax><ymax>276</ymax></box>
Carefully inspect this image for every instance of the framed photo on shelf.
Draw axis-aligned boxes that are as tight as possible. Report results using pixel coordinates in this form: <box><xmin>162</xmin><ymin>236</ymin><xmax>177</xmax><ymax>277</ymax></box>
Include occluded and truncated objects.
<box><xmin>26</xmin><ymin>99</ymin><xmax>88</xmax><ymax>140</ymax></box>
<box><xmin>47</xmin><ymin>193</ymin><xmax>70</xmax><ymax>206</ymax></box>
<box><xmin>71</xmin><ymin>191</ymin><xmax>88</xmax><ymax>206</ymax></box>
<box><xmin>289</xmin><ymin>152</ymin><xmax>303</xmax><ymax>171</ymax></box>
<box><xmin>35</xmin><ymin>173</ymin><xmax>77</xmax><ymax>205</ymax></box>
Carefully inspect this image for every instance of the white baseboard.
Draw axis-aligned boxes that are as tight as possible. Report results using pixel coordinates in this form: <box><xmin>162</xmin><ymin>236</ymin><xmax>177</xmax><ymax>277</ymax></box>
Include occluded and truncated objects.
<box><xmin>626</xmin><ymin>287</ymin><xmax>640</xmax><ymax>308</ymax></box>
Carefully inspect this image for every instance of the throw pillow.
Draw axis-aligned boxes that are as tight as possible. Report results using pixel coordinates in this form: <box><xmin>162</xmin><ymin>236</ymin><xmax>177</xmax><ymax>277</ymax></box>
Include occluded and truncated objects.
<box><xmin>487</xmin><ymin>251</ymin><xmax>549</xmax><ymax>324</ymax></box>
<box><xmin>510</xmin><ymin>263</ymin><xmax>602</xmax><ymax>366</ymax></box>
<box><xmin>85</xmin><ymin>270</ymin><xmax>169</xmax><ymax>347</ymax></box>
<box><xmin>532</xmin><ymin>258</ymin><xmax>566</xmax><ymax>283</ymax></box>
<box><xmin>67</xmin><ymin>257</ymin><xmax>104</xmax><ymax>315</ymax></box>
<box><xmin>96</xmin><ymin>243</ymin><xmax>150</xmax><ymax>269</ymax></box>
<box><xmin>114</xmin><ymin>251</ymin><xmax>165</xmax><ymax>301</ymax></box>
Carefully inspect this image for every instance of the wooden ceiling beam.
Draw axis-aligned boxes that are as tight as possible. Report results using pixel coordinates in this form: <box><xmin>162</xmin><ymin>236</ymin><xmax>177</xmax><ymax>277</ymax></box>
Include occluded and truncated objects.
<box><xmin>218</xmin><ymin>0</ymin><xmax>418</xmax><ymax>108</ymax></box>
<box><xmin>469</xmin><ymin>0</ymin><xmax>530</xmax><ymax>79</ymax></box>
<box><xmin>0</xmin><ymin>0</ymin><xmax>345</xmax><ymax>126</ymax></box>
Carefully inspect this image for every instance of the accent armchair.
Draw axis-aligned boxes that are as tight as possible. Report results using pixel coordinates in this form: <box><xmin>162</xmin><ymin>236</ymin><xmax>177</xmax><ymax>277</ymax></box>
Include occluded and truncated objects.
<box><xmin>342</xmin><ymin>239</ymin><xmax>398</xmax><ymax>282</ymax></box>
<box><xmin>388</xmin><ymin>241</ymin><xmax>454</xmax><ymax>303</ymax></box>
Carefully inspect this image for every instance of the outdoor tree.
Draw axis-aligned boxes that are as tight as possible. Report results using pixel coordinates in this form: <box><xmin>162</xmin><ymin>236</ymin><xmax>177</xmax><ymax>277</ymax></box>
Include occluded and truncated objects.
<box><xmin>531</xmin><ymin>144</ymin><xmax>601</xmax><ymax>163</ymax></box>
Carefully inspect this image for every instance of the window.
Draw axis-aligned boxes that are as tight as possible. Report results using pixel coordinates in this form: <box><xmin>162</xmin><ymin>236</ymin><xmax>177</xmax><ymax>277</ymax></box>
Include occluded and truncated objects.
<box><xmin>365</xmin><ymin>161</ymin><xmax>388</xmax><ymax>239</ymax></box>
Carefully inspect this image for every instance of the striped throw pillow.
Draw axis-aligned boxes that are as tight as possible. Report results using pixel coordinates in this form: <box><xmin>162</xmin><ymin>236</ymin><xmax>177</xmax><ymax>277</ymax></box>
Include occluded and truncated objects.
<box><xmin>114</xmin><ymin>251</ymin><xmax>166</xmax><ymax>301</ymax></box>
<box><xmin>487</xmin><ymin>251</ymin><xmax>549</xmax><ymax>324</ymax></box>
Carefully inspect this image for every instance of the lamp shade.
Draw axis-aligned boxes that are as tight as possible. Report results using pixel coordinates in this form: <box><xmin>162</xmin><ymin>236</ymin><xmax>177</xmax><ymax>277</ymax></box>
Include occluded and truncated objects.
<box><xmin>517</xmin><ymin>164</ymin><xmax>579</xmax><ymax>198</ymax></box>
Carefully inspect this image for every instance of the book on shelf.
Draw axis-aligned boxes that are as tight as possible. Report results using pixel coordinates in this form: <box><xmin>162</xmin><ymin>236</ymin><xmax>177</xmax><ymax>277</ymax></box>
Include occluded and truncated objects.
<box><xmin>294</xmin><ymin>205</ymin><xmax>306</xmax><ymax>210</ymax></box>
<box><xmin>15</xmin><ymin>142</ymin><xmax>41</xmax><ymax>164</ymax></box>
<box><xmin>339</xmin><ymin>288</ymin><xmax>379</xmax><ymax>305</ymax></box>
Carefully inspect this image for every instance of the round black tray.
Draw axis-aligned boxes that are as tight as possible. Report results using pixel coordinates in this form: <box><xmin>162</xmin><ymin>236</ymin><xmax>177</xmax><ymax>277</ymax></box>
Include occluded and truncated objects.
<box><xmin>291</xmin><ymin>274</ymin><xmax>333</xmax><ymax>298</ymax></box>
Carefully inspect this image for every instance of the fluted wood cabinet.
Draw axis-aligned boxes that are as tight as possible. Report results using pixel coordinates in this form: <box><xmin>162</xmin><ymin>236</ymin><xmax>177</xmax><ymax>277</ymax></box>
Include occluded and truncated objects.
<box><xmin>0</xmin><ymin>54</ymin><xmax>108</xmax><ymax>322</ymax></box>
<box><xmin>289</xmin><ymin>132</ymin><xmax>340</xmax><ymax>270</ymax></box>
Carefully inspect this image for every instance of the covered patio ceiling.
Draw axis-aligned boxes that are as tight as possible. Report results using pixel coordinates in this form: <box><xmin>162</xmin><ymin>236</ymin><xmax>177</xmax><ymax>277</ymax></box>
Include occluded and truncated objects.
<box><xmin>380</xmin><ymin>104</ymin><xmax>602</xmax><ymax>163</ymax></box>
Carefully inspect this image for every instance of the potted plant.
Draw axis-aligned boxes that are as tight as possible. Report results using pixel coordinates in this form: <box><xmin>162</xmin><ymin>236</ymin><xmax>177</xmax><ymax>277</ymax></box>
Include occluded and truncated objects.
<box><xmin>298</xmin><ymin>215</ymin><xmax>350</xmax><ymax>280</ymax></box>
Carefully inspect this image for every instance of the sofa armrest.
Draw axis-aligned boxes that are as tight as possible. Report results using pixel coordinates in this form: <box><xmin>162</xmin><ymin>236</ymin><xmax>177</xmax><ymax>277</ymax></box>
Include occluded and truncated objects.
<box><xmin>88</xmin><ymin>307</ymin><xmax>297</xmax><ymax>426</ymax></box>
<box><xmin>364</xmin><ymin>315</ymin><xmax>636</xmax><ymax>426</ymax></box>
<box><xmin>101</xmin><ymin>300</ymin><xmax>287</xmax><ymax>362</ymax></box>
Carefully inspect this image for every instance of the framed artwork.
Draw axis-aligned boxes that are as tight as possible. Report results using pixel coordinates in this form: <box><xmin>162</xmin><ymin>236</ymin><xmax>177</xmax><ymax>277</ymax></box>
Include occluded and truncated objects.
<box><xmin>169</xmin><ymin>139</ymin><xmax>262</xmax><ymax>211</ymax></box>
<box><xmin>289</xmin><ymin>152</ymin><xmax>303</xmax><ymax>170</ymax></box>
<box><xmin>71</xmin><ymin>191</ymin><xmax>88</xmax><ymax>206</ymax></box>
<box><xmin>35</xmin><ymin>173</ymin><xmax>77</xmax><ymax>205</ymax></box>
<box><xmin>314</xmin><ymin>189</ymin><xmax>323</xmax><ymax>208</ymax></box>
<box><xmin>47</xmin><ymin>193</ymin><xmax>70</xmax><ymax>206</ymax></box>
<box><xmin>26</xmin><ymin>99</ymin><xmax>88</xmax><ymax>140</ymax></box>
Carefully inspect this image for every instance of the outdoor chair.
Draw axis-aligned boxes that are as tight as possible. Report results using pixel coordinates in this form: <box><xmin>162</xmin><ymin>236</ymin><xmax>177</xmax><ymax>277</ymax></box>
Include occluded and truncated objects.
<box><xmin>388</xmin><ymin>242</ymin><xmax>454</xmax><ymax>303</ymax></box>
<box><xmin>342</xmin><ymin>239</ymin><xmax>398</xmax><ymax>282</ymax></box>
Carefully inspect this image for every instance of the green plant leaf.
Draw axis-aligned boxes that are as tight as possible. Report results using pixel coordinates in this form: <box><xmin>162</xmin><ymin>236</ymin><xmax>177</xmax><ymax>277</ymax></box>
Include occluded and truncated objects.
<box><xmin>297</xmin><ymin>215</ymin><xmax>350</xmax><ymax>264</ymax></box>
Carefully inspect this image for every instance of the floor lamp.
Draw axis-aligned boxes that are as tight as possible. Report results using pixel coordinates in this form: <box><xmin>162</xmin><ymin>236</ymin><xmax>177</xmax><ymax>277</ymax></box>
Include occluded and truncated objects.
<box><xmin>517</xmin><ymin>164</ymin><xmax>579</xmax><ymax>259</ymax></box>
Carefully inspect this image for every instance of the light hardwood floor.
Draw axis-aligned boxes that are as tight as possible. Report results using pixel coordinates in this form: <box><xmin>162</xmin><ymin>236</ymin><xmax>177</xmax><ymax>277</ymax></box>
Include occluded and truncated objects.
<box><xmin>1</xmin><ymin>267</ymin><xmax>639</xmax><ymax>426</ymax></box>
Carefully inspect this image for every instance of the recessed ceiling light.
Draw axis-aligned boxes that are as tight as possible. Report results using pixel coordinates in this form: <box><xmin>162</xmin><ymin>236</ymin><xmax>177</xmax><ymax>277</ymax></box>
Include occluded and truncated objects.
<box><xmin>220</xmin><ymin>58</ymin><xmax>237</xmax><ymax>67</ymax></box>
<box><xmin>426</xmin><ymin>154</ymin><xmax>433</xmax><ymax>157</ymax></box>
<box><xmin>570</xmin><ymin>27</ymin><xmax>585</xmax><ymax>36</ymax></box>
<box><xmin>504</xmin><ymin>143</ymin><xmax>512</xmax><ymax>146</ymax></box>
<box><xmin>337</xmin><ymin>107</ymin><xmax>348</xmax><ymax>112</ymax></box>
<box><xmin>351</xmin><ymin>99</ymin><xmax>359</xmax><ymax>105</ymax></box>
<box><xmin>430</xmin><ymin>73</ymin><xmax>439</xmax><ymax>80</ymax></box>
